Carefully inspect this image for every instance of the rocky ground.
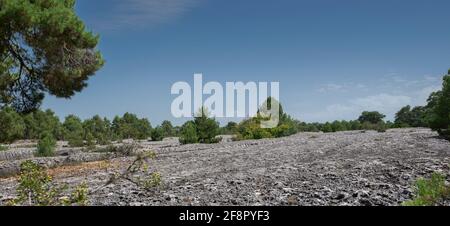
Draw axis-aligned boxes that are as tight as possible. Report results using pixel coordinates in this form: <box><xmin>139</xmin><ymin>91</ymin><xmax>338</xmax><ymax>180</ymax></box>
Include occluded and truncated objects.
<box><xmin>0</xmin><ymin>128</ymin><xmax>449</xmax><ymax>206</ymax></box>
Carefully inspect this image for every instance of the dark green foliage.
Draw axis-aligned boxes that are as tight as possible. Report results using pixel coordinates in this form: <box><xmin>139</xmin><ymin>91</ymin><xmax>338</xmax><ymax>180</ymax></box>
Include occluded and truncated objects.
<box><xmin>395</xmin><ymin>105</ymin><xmax>428</xmax><ymax>128</ymax></box>
<box><xmin>112</xmin><ymin>113</ymin><xmax>152</xmax><ymax>140</ymax></box>
<box><xmin>235</xmin><ymin>97</ymin><xmax>298</xmax><ymax>140</ymax></box>
<box><xmin>160</xmin><ymin>120</ymin><xmax>174</xmax><ymax>137</ymax></box>
<box><xmin>85</xmin><ymin>132</ymin><xmax>95</xmax><ymax>149</ymax></box>
<box><xmin>0</xmin><ymin>144</ymin><xmax>8</xmax><ymax>151</ymax></box>
<box><xmin>403</xmin><ymin>173</ymin><xmax>450</xmax><ymax>206</ymax></box>
<box><xmin>194</xmin><ymin>108</ymin><xmax>221</xmax><ymax>144</ymax></box>
<box><xmin>358</xmin><ymin>111</ymin><xmax>386</xmax><ymax>124</ymax></box>
<box><xmin>179</xmin><ymin>121</ymin><xmax>199</xmax><ymax>144</ymax></box>
<box><xmin>0</xmin><ymin>106</ymin><xmax>25</xmax><ymax>143</ymax></box>
<box><xmin>426</xmin><ymin>72</ymin><xmax>450</xmax><ymax>139</ymax></box>
<box><xmin>221</xmin><ymin>121</ymin><xmax>238</xmax><ymax>135</ymax></box>
<box><xmin>235</xmin><ymin>117</ymin><xmax>273</xmax><ymax>140</ymax></box>
<box><xmin>151</xmin><ymin>126</ymin><xmax>164</xmax><ymax>142</ymax></box>
<box><xmin>321</xmin><ymin>122</ymin><xmax>333</xmax><ymax>133</ymax></box>
<box><xmin>0</xmin><ymin>0</ymin><xmax>104</xmax><ymax>113</ymax></box>
<box><xmin>178</xmin><ymin>108</ymin><xmax>221</xmax><ymax>144</ymax></box>
<box><xmin>36</xmin><ymin>132</ymin><xmax>56</xmax><ymax>157</ymax></box>
<box><xmin>83</xmin><ymin>115</ymin><xmax>112</xmax><ymax>145</ymax></box>
<box><xmin>63</xmin><ymin>115</ymin><xmax>84</xmax><ymax>147</ymax></box>
<box><xmin>23</xmin><ymin>109</ymin><xmax>62</xmax><ymax>140</ymax></box>
<box><xmin>9</xmin><ymin>160</ymin><xmax>88</xmax><ymax>206</ymax></box>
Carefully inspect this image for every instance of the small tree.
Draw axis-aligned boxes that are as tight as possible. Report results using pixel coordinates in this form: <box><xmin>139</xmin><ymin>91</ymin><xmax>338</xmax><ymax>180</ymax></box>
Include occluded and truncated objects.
<box><xmin>0</xmin><ymin>107</ymin><xmax>25</xmax><ymax>143</ymax></box>
<box><xmin>427</xmin><ymin>72</ymin><xmax>450</xmax><ymax>139</ymax></box>
<box><xmin>112</xmin><ymin>113</ymin><xmax>152</xmax><ymax>140</ymax></box>
<box><xmin>395</xmin><ymin>105</ymin><xmax>428</xmax><ymax>128</ymax></box>
<box><xmin>36</xmin><ymin>132</ymin><xmax>56</xmax><ymax>157</ymax></box>
<box><xmin>161</xmin><ymin>120</ymin><xmax>174</xmax><ymax>137</ymax></box>
<box><xmin>179</xmin><ymin>121</ymin><xmax>199</xmax><ymax>144</ymax></box>
<box><xmin>151</xmin><ymin>126</ymin><xmax>164</xmax><ymax>142</ymax></box>
<box><xmin>25</xmin><ymin>109</ymin><xmax>63</xmax><ymax>140</ymax></box>
<box><xmin>0</xmin><ymin>0</ymin><xmax>104</xmax><ymax>113</ymax></box>
<box><xmin>9</xmin><ymin>161</ymin><xmax>88</xmax><ymax>206</ymax></box>
<box><xmin>358</xmin><ymin>111</ymin><xmax>386</xmax><ymax>124</ymax></box>
<box><xmin>194</xmin><ymin>108</ymin><xmax>221</xmax><ymax>144</ymax></box>
<box><xmin>83</xmin><ymin>115</ymin><xmax>112</xmax><ymax>144</ymax></box>
<box><xmin>63</xmin><ymin>115</ymin><xmax>84</xmax><ymax>147</ymax></box>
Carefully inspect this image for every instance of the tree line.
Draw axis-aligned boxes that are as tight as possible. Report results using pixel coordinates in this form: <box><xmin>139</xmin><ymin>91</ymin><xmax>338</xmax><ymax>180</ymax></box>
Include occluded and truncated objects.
<box><xmin>1</xmin><ymin>70</ymin><xmax>450</xmax><ymax>147</ymax></box>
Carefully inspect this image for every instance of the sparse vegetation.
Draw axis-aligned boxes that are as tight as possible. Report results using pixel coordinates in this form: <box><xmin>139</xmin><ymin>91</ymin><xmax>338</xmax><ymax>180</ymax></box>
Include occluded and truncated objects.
<box><xmin>8</xmin><ymin>161</ymin><xmax>88</xmax><ymax>206</ymax></box>
<box><xmin>403</xmin><ymin>173</ymin><xmax>450</xmax><ymax>206</ymax></box>
<box><xmin>426</xmin><ymin>71</ymin><xmax>450</xmax><ymax>140</ymax></box>
<box><xmin>92</xmin><ymin>150</ymin><xmax>162</xmax><ymax>192</ymax></box>
<box><xmin>112</xmin><ymin>113</ymin><xmax>152</xmax><ymax>140</ymax></box>
<box><xmin>179</xmin><ymin>121</ymin><xmax>199</xmax><ymax>144</ymax></box>
<box><xmin>36</xmin><ymin>132</ymin><xmax>56</xmax><ymax>157</ymax></box>
<box><xmin>0</xmin><ymin>144</ymin><xmax>8</xmax><ymax>151</ymax></box>
<box><xmin>395</xmin><ymin>105</ymin><xmax>428</xmax><ymax>128</ymax></box>
<box><xmin>234</xmin><ymin>97</ymin><xmax>298</xmax><ymax>140</ymax></box>
<box><xmin>151</xmin><ymin>126</ymin><xmax>164</xmax><ymax>142</ymax></box>
<box><xmin>0</xmin><ymin>107</ymin><xmax>25</xmax><ymax>143</ymax></box>
<box><xmin>179</xmin><ymin>108</ymin><xmax>221</xmax><ymax>144</ymax></box>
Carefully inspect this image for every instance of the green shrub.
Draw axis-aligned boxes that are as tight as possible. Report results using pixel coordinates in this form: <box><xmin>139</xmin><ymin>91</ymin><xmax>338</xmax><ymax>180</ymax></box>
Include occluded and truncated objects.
<box><xmin>194</xmin><ymin>108</ymin><xmax>221</xmax><ymax>144</ymax></box>
<box><xmin>427</xmin><ymin>73</ymin><xmax>450</xmax><ymax>140</ymax></box>
<box><xmin>8</xmin><ymin>161</ymin><xmax>88</xmax><ymax>206</ymax></box>
<box><xmin>234</xmin><ymin>98</ymin><xmax>300</xmax><ymax>140</ymax></box>
<box><xmin>151</xmin><ymin>126</ymin><xmax>164</xmax><ymax>141</ymax></box>
<box><xmin>85</xmin><ymin>132</ymin><xmax>96</xmax><ymax>150</ymax></box>
<box><xmin>395</xmin><ymin>106</ymin><xmax>428</xmax><ymax>128</ymax></box>
<box><xmin>83</xmin><ymin>115</ymin><xmax>113</xmax><ymax>143</ymax></box>
<box><xmin>24</xmin><ymin>109</ymin><xmax>63</xmax><ymax>140</ymax></box>
<box><xmin>36</xmin><ymin>132</ymin><xmax>57</xmax><ymax>157</ymax></box>
<box><xmin>178</xmin><ymin>108</ymin><xmax>221</xmax><ymax>144</ymax></box>
<box><xmin>358</xmin><ymin>111</ymin><xmax>386</xmax><ymax>124</ymax></box>
<box><xmin>403</xmin><ymin>173</ymin><xmax>450</xmax><ymax>206</ymax></box>
<box><xmin>67</xmin><ymin>133</ymin><xmax>84</xmax><ymax>147</ymax></box>
<box><xmin>222</xmin><ymin>122</ymin><xmax>238</xmax><ymax>135</ymax></box>
<box><xmin>161</xmin><ymin>120</ymin><xmax>175</xmax><ymax>137</ymax></box>
<box><xmin>0</xmin><ymin>107</ymin><xmax>25</xmax><ymax>143</ymax></box>
<box><xmin>179</xmin><ymin>121</ymin><xmax>199</xmax><ymax>144</ymax></box>
<box><xmin>112</xmin><ymin>113</ymin><xmax>152</xmax><ymax>140</ymax></box>
<box><xmin>0</xmin><ymin>145</ymin><xmax>8</xmax><ymax>152</ymax></box>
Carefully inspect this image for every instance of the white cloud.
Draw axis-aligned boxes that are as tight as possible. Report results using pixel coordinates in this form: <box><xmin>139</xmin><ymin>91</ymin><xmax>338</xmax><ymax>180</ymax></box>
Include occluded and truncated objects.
<box><xmin>350</xmin><ymin>94</ymin><xmax>412</xmax><ymax>111</ymax></box>
<box><xmin>300</xmin><ymin>72</ymin><xmax>444</xmax><ymax>122</ymax></box>
<box><xmin>301</xmin><ymin>93</ymin><xmax>412</xmax><ymax>122</ymax></box>
<box><xmin>318</xmin><ymin>83</ymin><xmax>345</xmax><ymax>93</ymax></box>
<box><xmin>93</xmin><ymin>0</ymin><xmax>203</xmax><ymax>31</ymax></box>
<box><xmin>317</xmin><ymin>82</ymin><xmax>367</xmax><ymax>93</ymax></box>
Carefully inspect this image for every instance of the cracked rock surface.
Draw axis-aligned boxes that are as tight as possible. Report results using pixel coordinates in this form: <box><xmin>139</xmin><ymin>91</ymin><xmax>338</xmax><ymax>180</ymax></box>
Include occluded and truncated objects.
<box><xmin>0</xmin><ymin>128</ymin><xmax>449</xmax><ymax>206</ymax></box>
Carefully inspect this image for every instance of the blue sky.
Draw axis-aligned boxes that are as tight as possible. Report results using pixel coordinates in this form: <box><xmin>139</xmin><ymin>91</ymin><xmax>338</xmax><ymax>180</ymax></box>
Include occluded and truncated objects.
<box><xmin>43</xmin><ymin>0</ymin><xmax>450</xmax><ymax>125</ymax></box>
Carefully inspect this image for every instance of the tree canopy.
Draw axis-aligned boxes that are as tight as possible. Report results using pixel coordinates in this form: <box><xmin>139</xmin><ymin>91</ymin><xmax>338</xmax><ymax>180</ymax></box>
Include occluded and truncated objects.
<box><xmin>427</xmin><ymin>71</ymin><xmax>450</xmax><ymax>139</ymax></box>
<box><xmin>358</xmin><ymin>111</ymin><xmax>386</xmax><ymax>124</ymax></box>
<box><xmin>0</xmin><ymin>0</ymin><xmax>104</xmax><ymax>113</ymax></box>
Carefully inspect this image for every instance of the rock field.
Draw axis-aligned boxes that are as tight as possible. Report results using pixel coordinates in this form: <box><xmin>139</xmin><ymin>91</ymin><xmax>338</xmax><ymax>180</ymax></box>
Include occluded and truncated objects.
<box><xmin>0</xmin><ymin>128</ymin><xmax>449</xmax><ymax>206</ymax></box>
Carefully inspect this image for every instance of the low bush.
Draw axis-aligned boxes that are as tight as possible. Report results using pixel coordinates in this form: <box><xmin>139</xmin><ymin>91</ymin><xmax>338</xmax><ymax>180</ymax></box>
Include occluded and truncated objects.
<box><xmin>0</xmin><ymin>145</ymin><xmax>8</xmax><ymax>152</ymax></box>
<box><xmin>179</xmin><ymin>121</ymin><xmax>199</xmax><ymax>144</ymax></box>
<box><xmin>67</xmin><ymin>133</ymin><xmax>84</xmax><ymax>147</ymax></box>
<box><xmin>151</xmin><ymin>126</ymin><xmax>164</xmax><ymax>141</ymax></box>
<box><xmin>0</xmin><ymin>107</ymin><xmax>25</xmax><ymax>143</ymax></box>
<box><xmin>8</xmin><ymin>161</ymin><xmax>88</xmax><ymax>206</ymax></box>
<box><xmin>179</xmin><ymin>108</ymin><xmax>221</xmax><ymax>144</ymax></box>
<box><xmin>403</xmin><ymin>173</ymin><xmax>450</xmax><ymax>206</ymax></box>
<box><xmin>426</xmin><ymin>73</ymin><xmax>450</xmax><ymax>140</ymax></box>
<box><xmin>194</xmin><ymin>109</ymin><xmax>221</xmax><ymax>144</ymax></box>
<box><xmin>36</xmin><ymin>132</ymin><xmax>57</xmax><ymax>157</ymax></box>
